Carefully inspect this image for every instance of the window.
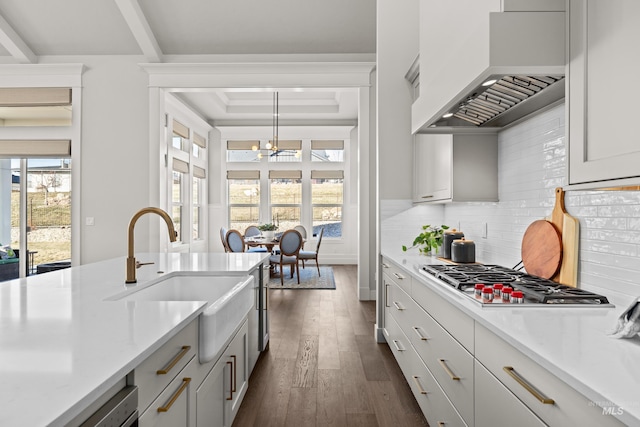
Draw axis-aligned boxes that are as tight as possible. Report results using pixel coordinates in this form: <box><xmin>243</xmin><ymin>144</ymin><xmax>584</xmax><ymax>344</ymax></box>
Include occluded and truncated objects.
<box><xmin>268</xmin><ymin>140</ymin><xmax>302</xmax><ymax>163</ymax></box>
<box><xmin>269</xmin><ymin>170</ymin><xmax>302</xmax><ymax>230</ymax></box>
<box><xmin>193</xmin><ymin>132</ymin><xmax>206</xmax><ymax>159</ymax></box>
<box><xmin>227</xmin><ymin>170</ymin><xmax>260</xmax><ymax>231</ymax></box>
<box><xmin>172</xmin><ymin>120</ymin><xmax>189</xmax><ymax>151</ymax></box>
<box><xmin>193</xmin><ymin>166</ymin><xmax>206</xmax><ymax>240</ymax></box>
<box><xmin>227</xmin><ymin>140</ymin><xmax>261</xmax><ymax>162</ymax></box>
<box><xmin>311</xmin><ymin>170</ymin><xmax>343</xmax><ymax>237</ymax></box>
<box><xmin>171</xmin><ymin>158</ymin><xmax>188</xmax><ymax>242</ymax></box>
<box><xmin>311</xmin><ymin>140</ymin><xmax>344</xmax><ymax>162</ymax></box>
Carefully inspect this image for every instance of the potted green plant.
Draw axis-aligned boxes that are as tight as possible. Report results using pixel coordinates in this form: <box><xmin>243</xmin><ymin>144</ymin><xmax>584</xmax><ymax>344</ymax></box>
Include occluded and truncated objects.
<box><xmin>258</xmin><ymin>223</ymin><xmax>278</xmax><ymax>240</ymax></box>
<box><xmin>402</xmin><ymin>224</ymin><xmax>450</xmax><ymax>255</ymax></box>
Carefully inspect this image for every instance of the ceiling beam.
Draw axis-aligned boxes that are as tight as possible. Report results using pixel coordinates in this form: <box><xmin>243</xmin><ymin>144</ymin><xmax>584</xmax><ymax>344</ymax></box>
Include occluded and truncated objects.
<box><xmin>113</xmin><ymin>0</ymin><xmax>163</xmax><ymax>62</ymax></box>
<box><xmin>0</xmin><ymin>13</ymin><xmax>37</xmax><ymax>64</ymax></box>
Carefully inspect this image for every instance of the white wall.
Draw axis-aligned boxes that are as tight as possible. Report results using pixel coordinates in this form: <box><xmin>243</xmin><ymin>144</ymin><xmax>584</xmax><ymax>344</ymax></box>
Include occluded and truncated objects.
<box><xmin>395</xmin><ymin>103</ymin><xmax>640</xmax><ymax>304</ymax></box>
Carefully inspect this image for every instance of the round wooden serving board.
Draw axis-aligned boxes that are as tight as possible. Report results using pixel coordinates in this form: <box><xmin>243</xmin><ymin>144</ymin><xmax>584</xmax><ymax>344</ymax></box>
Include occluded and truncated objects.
<box><xmin>521</xmin><ymin>219</ymin><xmax>563</xmax><ymax>279</ymax></box>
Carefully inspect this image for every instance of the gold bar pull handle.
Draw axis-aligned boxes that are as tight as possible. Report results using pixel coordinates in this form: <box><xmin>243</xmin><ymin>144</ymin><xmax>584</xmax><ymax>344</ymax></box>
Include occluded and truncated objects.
<box><xmin>392</xmin><ymin>301</ymin><xmax>405</xmax><ymax>311</ymax></box>
<box><xmin>412</xmin><ymin>326</ymin><xmax>429</xmax><ymax>341</ymax></box>
<box><xmin>412</xmin><ymin>375</ymin><xmax>428</xmax><ymax>394</ymax></box>
<box><xmin>226</xmin><ymin>361</ymin><xmax>234</xmax><ymax>400</ymax></box>
<box><xmin>393</xmin><ymin>272</ymin><xmax>405</xmax><ymax>280</ymax></box>
<box><xmin>157</xmin><ymin>378</ymin><xmax>191</xmax><ymax>413</ymax></box>
<box><xmin>438</xmin><ymin>359</ymin><xmax>460</xmax><ymax>381</ymax></box>
<box><xmin>503</xmin><ymin>366</ymin><xmax>555</xmax><ymax>404</ymax></box>
<box><xmin>392</xmin><ymin>340</ymin><xmax>406</xmax><ymax>352</ymax></box>
<box><xmin>157</xmin><ymin>346</ymin><xmax>191</xmax><ymax>375</ymax></box>
<box><xmin>437</xmin><ymin>422</ymin><xmax>446</xmax><ymax>427</ymax></box>
<box><xmin>382</xmin><ymin>263</ymin><xmax>389</xmax><ymax>269</ymax></box>
<box><xmin>385</xmin><ymin>283</ymin><xmax>390</xmax><ymax>307</ymax></box>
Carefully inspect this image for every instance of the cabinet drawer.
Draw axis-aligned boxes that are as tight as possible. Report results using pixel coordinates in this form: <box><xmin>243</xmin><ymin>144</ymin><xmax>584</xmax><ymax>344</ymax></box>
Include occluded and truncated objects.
<box><xmin>387</xmin><ymin>279</ymin><xmax>416</xmax><ymax>338</ymax></box>
<box><xmin>384</xmin><ymin>314</ymin><xmax>413</xmax><ymax>380</ymax></box>
<box><xmin>476</xmin><ymin>324</ymin><xmax>625</xmax><ymax>427</ymax></box>
<box><xmin>412</xmin><ymin>277</ymin><xmax>474</xmax><ymax>352</ymax></box>
<box><xmin>137</xmin><ymin>320</ymin><xmax>198</xmax><ymax>413</ymax></box>
<box><xmin>409</xmin><ymin>303</ymin><xmax>474</xmax><ymax>426</ymax></box>
<box><xmin>475</xmin><ymin>360</ymin><xmax>546</xmax><ymax>427</ymax></box>
<box><xmin>381</xmin><ymin>258</ymin><xmax>412</xmax><ymax>296</ymax></box>
<box><xmin>408</xmin><ymin>348</ymin><xmax>468</xmax><ymax>427</ymax></box>
<box><xmin>140</xmin><ymin>356</ymin><xmax>197</xmax><ymax>427</ymax></box>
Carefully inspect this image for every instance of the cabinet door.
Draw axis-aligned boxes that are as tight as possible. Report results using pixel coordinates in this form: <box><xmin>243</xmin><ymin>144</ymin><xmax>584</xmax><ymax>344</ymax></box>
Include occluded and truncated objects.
<box><xmin>475</xmin><ymin>361</ymin><xmax>546</xmax><ymax>427</ymax></box>
<box><xmin>196</xmin><ymin>320</ymin><xmax>248</xmax><ymax>427</ymax></box>
<box><xmin>196</xmin><ymin>354</ymin><xmax>227</xmax><ymax>427</ymax></box>
<box><xmin>140</xmin><ymin>357</ymin><xmax>197</xmax><ymax>427</ymax></box>
<box><xmin>568</xmin><ymin>0</ymin><xmax>640</xmax><ymax>186</ymax></box>
<box><xmin>413</xmin><ymin>134</ymin><xmax>452</xmax><ymax>202</ymax></box>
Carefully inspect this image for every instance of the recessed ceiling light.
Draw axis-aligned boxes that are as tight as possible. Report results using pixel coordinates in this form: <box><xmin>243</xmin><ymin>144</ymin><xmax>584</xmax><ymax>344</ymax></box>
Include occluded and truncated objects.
<box><xmin>482</xmin><ymin>79</ymin><xmax>497</xmax><ymax>87</ymax></box>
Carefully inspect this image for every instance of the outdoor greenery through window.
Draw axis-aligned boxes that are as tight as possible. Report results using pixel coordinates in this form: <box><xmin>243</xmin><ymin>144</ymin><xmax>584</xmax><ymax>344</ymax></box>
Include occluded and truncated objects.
<box><xmin>226</xmin><ymin>137</ymin><xmax>346</xmax><ymax>239</ymax></box>
<box><xmin>227</xmin><ymin>171</ymin><xmax>260</xmax><ymax>231</ymax></box>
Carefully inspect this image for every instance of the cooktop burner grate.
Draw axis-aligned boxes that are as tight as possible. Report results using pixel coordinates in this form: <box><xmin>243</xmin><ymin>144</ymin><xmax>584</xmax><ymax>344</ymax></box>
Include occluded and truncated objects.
<box><xmin>420</xmin><ymin>264</ymin><xmax>610</xmax><ymax>305</ymax></box>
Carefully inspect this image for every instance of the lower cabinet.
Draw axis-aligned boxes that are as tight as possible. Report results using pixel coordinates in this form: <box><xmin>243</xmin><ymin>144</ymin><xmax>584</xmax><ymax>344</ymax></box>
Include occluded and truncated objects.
<box><xmin>140</xmin><ymin>357</ymin><xmax>198</xmax><ymax>427</ymax></box>
<box><xmin>136</xmin><ymin>316</ymin><xmax>251</xmax><ymax>427</ymax></box>
<box><xmin>196</xmin><ymin>319</ymin><xmax>249</xmax><ymax>427</ymax></box>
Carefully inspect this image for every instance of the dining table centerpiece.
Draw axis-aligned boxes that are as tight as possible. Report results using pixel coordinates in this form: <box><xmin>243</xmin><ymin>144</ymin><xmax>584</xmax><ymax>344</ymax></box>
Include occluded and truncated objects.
<box><xmin>258</xmin><ymin>223</ymin><xmax>278</xmax><ymax>240</ymax></box>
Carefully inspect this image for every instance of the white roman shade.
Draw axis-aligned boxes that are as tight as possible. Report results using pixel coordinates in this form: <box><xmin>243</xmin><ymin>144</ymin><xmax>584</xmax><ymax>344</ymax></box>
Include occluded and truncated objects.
<box><xmin>227</xmin><ymin>140</ymin><xmax>259</xmax><ymax>150</ymax></box>
<box><xmin>227</xmin><ymin>170</ymin><xmax>260</xmax><ymax>179</ymax></box>
<box><xmin>311</xmin><ymin>170</ymin><xmax>344</xmax><ymax>179</ymax></box>
<box><xmin>173</xmin><ymin>158</ymin><xmax>189</xmax><ymax>174</ymax></box>
<box><xmin>193</xmin><ymin>165</ymin><xmax>206</xmax><ymax>179</ymax></box>
<box><xmin>311</xmin><ymin>140</ymin><xmax>344</xmax><ymax>150</ymax></box>
<box><xmin>172</xmin><ymin>120</ymin><xmax>189</xmax><ymax>139</ymax></box>
<box><xmin>193</xmin><ymin>133</ymin><xmax>206</xmax><ymax>148</ymax></box>
<box><xmin>271</xmin><ymin>140</ymin><xmax>301</xmax><ymax>150</ymax></box>
<box><xmin>269</xmin><ymin>170</ymin><xmax>302</xmax><ymax>179</ymax></box>
<box><xmin>0</xmin><ymin>140</ymin><xmax>71</xmax><ymax>157</ymax></box>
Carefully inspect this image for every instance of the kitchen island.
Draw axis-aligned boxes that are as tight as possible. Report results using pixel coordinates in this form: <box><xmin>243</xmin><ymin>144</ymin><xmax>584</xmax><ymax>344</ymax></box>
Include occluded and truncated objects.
<box><xmin>380</xmin><ymin>238</ymin><xmax>640</xmax><ymax>426</ymax></box>
<box><xmin>0</xmin><ymin>252</ymin><xmax>269</xmax><ymax>427</ymax></box>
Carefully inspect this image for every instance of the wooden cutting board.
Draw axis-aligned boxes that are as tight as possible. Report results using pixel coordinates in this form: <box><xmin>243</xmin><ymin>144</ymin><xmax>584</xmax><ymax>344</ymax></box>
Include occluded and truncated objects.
<box><xmin>521</xmin><ymin>219</ymin><xmax>562</xmax><ymax>279</ymax></box>
<box><xmin>546</xmin><ymin>187</ymin><xmax>580</xmax><ymax>287</ymax></box>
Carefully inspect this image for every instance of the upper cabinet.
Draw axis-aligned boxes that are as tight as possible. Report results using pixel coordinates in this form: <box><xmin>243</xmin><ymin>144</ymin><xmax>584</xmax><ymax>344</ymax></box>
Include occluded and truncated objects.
<box><xmin>413</xmin><ymin>133</ymin><xmax>498</xmax><ymax>203</ymax></box>
<box><xmin>567</xmin><ymin>0</ymin><xmax>640</xmax><ymax>188</ymax></box>
<box><xmin>412</xmin><ymin>0</ymin><xmax>565</xmax><ymax>134</ymax></box>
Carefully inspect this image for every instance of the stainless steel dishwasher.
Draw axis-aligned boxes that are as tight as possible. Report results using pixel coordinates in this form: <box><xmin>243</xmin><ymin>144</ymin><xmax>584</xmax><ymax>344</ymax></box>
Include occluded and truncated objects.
<box><xmin>79</xmin><ymin>385</ymin><xmax>138</xmax><ymax>427</ymax></box>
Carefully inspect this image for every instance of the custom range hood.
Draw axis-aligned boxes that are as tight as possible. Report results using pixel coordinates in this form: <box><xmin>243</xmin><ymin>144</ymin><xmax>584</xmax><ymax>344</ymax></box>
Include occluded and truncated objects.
<box><xmin>413</xmin><ymin>7</ymin><xmax>566</xmax><ymax>133</ymax></box>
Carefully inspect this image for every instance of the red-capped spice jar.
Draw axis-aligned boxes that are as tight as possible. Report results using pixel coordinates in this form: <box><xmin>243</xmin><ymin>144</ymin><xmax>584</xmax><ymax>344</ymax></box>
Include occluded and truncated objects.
<box><xmin>474</xmin><ymin>283</ymin><xmax>484</xmax><ymax>298</ymax></box>
<box><xmin>493</xmin><ymin>283</ymin><xmax>504</xmax><ymax>297</ymax></box>
<box><xmin>482</xmin><ymin>286</ymin><xmax>494</xmax><ymax>303</ymax></box>
<box><xmin>501</xmin><ymin>286</ymin><xmax>513</xmax><ymax>302</ymax></box>
<box><xmin>511</xmin><ymin>290</ymin><xmax>524</xmax><ymax>304</ymax></box>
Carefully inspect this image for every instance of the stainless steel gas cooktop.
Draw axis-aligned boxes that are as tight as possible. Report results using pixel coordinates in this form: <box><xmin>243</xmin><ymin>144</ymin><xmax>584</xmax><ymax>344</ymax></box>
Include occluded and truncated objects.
<box><xmin>420</xmin><ymin>264</ymin><xmax>612</xmax><ymax>307</ymax></box>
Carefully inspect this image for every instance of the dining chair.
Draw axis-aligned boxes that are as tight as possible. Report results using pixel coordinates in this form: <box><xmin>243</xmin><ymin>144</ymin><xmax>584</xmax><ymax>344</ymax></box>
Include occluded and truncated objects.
<box><xmin>225</xmin><ymin>229</ymin><xmax>246</xmax><ymax>252</ymax></box>
<box><xmin>293</xmin><ymin>225</ymin><xmax>307</xmax><ymax>248</ymax></box>
<box><xmin>245</xmin><ymin>225</ymin><xmax>261</xmax><ymax>238</ymax></box>
<box><xmin>269</xmin><ymin>229</ymin><xmax>303</xmax><ymax>286</ymax></box>
<box><xmin>220</xmin><ymin>227</ymin><xmax>230</xmax><ymax>252</ymax></box>
<box><xmin>244</xmin><ymin>225</ymin><xmax>268</xmax><ymax>253</ymax></box>
<box><xmin>298</xmin><ymin>227</ymin><xmax>324</xmax><ymax>276</ymax></box>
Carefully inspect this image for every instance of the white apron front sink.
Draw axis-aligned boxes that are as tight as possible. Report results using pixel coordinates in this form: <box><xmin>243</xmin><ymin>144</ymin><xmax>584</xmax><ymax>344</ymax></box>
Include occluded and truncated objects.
<box><xmin>109</xmin><ymin>274</ymin><xmax>254</xmax><ymax>363</ymax></box>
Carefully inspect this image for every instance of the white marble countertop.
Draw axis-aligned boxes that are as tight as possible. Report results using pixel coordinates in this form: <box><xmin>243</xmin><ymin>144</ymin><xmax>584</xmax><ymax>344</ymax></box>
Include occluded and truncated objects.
<box><xmin>380</xmin><ymin>245</ymin><xmax>640</xmax><ymax>426</ymax></box>
<box><xmin>0</xmin><ymin>252</ymin><xmax>269</xmax><ymax>427</ymax></box>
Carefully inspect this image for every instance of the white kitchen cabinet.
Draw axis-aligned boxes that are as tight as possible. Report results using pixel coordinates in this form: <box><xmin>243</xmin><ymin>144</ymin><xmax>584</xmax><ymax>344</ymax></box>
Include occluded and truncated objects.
<box><xmin>196</xmin><ymin>319</ymin><xmax>248</xmax><ymax>427</ymax></box>
<box><xmin>475</xmin><ymin>323</ymin><xmax>625</xmax><ymax>427</ymax></box>
<box><xmin>567</xmin><ymin>0</ymin><xmax>640</xmax><ymax>188</ymax></box>
<box><xmin>139</xmin><ymin>357</ymin><xmax>198</xmax><ymax>427</ymax></box>
<box><xmin>413</xmin><ymin>133</ymin><xmax>498</xmax><ymax>203</ymax></box>
<box><xmin>475</xmin><ymin>360</ymin><xmax>546</xmax><ymax>427</ymax></box>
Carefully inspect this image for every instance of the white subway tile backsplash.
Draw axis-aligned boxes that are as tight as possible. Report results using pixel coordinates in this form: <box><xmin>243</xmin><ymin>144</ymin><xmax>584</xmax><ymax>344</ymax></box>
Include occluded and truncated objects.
<box><xmin>410</xmin><ymin>102</ymin><xmax>640</xmax><ymax>300</ymax></box>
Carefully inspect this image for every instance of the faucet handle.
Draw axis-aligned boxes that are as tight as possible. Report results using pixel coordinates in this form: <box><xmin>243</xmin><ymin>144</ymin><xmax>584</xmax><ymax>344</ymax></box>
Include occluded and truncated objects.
<box><xmin>136</xmin><ymin>261</ymin><xmax>154</xmax><ymax>269</ymax></box>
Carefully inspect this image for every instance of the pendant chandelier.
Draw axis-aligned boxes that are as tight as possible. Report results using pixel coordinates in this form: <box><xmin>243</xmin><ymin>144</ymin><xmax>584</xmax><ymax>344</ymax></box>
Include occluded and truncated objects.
<box><xmin>252</xmin><ymin>91</ymin><xmax>279</xmax><ymax>158</ymax></box>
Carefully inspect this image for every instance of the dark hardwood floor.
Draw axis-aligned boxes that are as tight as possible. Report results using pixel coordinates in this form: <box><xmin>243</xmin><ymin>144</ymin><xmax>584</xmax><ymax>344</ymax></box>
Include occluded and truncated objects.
<box><xmin>232</xmin><ymin>265</ymin><xmax>428</xmax><ymax>427</ymax></box>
